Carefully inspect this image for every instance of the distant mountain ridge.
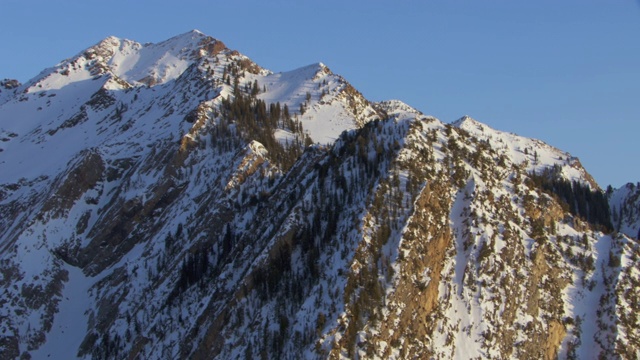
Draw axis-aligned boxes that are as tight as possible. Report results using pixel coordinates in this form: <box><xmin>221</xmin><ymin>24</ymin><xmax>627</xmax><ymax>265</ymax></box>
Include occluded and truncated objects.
<box><xmin>0</xmin><ymin>31</ymin><xmax>639</xmax><ymax>359</ymax></box>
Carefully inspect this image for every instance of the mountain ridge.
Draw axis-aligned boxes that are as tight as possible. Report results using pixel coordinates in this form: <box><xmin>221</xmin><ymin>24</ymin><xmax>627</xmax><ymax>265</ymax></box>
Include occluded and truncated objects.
<box><xmin>1</xmin><ymin>31</ymin><xmax>639</xmax><ymax>359</ymax></box>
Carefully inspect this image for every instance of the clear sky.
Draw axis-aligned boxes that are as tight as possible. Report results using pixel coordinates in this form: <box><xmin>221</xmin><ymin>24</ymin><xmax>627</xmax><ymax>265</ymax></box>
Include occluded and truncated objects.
<box><xmin>1</xmin><ymin>0</ymin><xmax>639</xmax><ymax>188</ymax></box>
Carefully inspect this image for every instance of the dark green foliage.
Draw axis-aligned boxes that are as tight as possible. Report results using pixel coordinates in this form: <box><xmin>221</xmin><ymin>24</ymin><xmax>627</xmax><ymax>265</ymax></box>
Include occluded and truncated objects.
<box><xmin>530</xmin><ymin>167</ymin><xmax>613</xmax><ymax>232</ymax></box>
<box><xmin>221</xmin><ymin>224</ymin><xmax>236</xmax><ymax>260</ymax></box>
<box><xmin>251</xmin><ymin>79</ymin><xmax>260</xmax><ymax>96</ymax></box>
<box><xmin>177</xmin><ymin>248</ymin><xmax>210</xmax><ymax>291</ymax></box>
<box><xmin>166</xmin><ymin>244</ymin><xmax>216</xmax><ymax>304</ymax></box>
<box><xmin>478</xmin><ymin>241</ymin><xmax>492</xmax><ymax>262</ymax></box>
<box><xmin>608</xmin><ymin>250</ymin><xmax>621</xmax><ymax>268</ymax></box>
<box><xmin>242</xmin><ymin>117</ymin><xmax>402</xmax><ymax>355</ymax></box>
<box><xmin>530</xmin><ymin>217</ymin><xmax>547</xmax><ymax>244</ymax></box>
<box><xmin>219</xmin><ymin>85</ymin><xmax>312</xmax><ymax>171</ymax></box>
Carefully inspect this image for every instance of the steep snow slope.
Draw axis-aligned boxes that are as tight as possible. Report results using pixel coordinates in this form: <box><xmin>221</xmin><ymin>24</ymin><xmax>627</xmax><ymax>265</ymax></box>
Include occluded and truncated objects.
<box><xmin>258</xmin><ymin>63</ymin><xmax>380</xmax><ymax>144</ymax></box>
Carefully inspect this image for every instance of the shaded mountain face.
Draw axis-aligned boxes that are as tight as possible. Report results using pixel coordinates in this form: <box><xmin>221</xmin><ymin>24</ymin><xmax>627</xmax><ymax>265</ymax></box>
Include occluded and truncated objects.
<box><xmin>0</xmin><ymin>31</ymin><xmax>639</xmax><ymax>359</ymax></box>
<box><xmin>610</xmin><ymin>183</ymin><xmax>640</xmax><ymax>238</ymax></box>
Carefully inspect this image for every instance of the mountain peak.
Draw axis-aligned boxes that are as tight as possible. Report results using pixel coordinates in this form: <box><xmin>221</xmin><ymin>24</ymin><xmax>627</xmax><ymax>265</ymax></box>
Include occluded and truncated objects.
<box><xmin>81</xmin><ymin>31</ymin><xmax>230</xmax><ymax>86</ymax></box>
<box><xmin>317</xmin><ymin>62</ymin><xmax>331</xmax><ymax>73</ymax></box>
<box><xmin>451</xmin><ymin>115</ymin><xmax>500</xmax><ymax>135</ymax></box>
<box><xmin>99</xmin><ymin>35</ymin><xmax>121</xmax><ymax>44</ymax></box>
<box><xmin>288</xmin><ymin>62</ymin><xmax>332</xmax><ymax>78</ymax></box>
<box><xmin>451</xmin><ymin>115</ymin><xmax>480</xmax><ymax>128</ymax></box>
<box><xmin>85</xmin><ymin>35</ymin><xmax>125</xmax><ymax>61</ymax></box>
<box><xmin>160</xmin><ymin>29</ymin><xmax>215</xmax><ymax>46</ymax></box>
<box><xmin>375</xmin><ymin>99</ymin><xmax>423</xmax><ymax>114</ymax></box>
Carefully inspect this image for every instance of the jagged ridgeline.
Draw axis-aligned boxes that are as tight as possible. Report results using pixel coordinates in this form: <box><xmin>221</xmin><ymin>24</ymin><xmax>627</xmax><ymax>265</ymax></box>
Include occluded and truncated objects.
<box><xmin>0</xmin><ymin>31</ymin><xmax>639</xmax><ymax>360</ymax></box>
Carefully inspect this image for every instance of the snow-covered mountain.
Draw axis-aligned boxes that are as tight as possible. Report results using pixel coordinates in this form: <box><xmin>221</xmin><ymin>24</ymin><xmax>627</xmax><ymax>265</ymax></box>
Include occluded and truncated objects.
<box><xmin>1</xmin><ymin>31</ymin><xmax>638</xmax><ymax>359</ymax></box>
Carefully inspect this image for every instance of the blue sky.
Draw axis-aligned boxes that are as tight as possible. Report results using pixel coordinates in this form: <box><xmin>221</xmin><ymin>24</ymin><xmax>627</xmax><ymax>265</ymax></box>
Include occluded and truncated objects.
<box><xmin>1</xmin><ymin>0</ymin><xmax>639</xmax><ymax>187</ymax></box>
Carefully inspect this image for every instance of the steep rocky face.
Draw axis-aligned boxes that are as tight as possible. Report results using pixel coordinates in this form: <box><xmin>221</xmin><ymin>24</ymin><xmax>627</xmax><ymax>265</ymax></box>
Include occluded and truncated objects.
<box><xmin>1</xmin><ymin>31</ymin><xmax>639</xmax><ymax>360</ymax></box>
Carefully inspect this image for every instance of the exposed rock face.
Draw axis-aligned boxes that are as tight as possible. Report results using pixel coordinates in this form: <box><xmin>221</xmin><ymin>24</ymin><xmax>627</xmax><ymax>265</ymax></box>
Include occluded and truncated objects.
<box><xmin>1</xmin><ymin>79</ymin><xmax>20</xmax><ymax>90</ymax></box>
<box><xmin>0</xmin><ymin>31</ymin><xmax>639</xmax><ymax>360</ymax></box>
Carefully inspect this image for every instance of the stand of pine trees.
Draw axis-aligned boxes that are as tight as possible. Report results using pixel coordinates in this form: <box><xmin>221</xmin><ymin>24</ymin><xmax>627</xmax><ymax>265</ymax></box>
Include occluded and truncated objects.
<box><xmin>530</xmin><ymin>166</ymin><xmax>613</xmax><ymax>232</ymax></box>
<box><xmin>219</xmin><ymin>76</ymin><xmax>313</xmax><ymax>171</ymax></box>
